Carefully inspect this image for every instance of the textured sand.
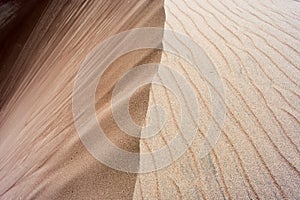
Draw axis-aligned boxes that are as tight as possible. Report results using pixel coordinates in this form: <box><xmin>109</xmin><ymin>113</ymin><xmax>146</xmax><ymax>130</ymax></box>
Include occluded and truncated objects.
<box><xmin>1</xmin><ymin>0</ymin><xmax>300</xmax><ymax>199</ymax></box>
<box><xmin>135</xmin><ymin>0</ymin><xmax>300</xmax><ymax>199</ymax></box>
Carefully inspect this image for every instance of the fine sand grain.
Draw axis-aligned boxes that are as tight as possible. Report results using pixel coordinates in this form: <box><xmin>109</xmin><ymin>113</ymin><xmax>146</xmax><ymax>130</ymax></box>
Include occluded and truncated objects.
<box><xmin>0</xmin><ymin>0</ymin><xmax>299</xmax><ymax>199</ymax></box>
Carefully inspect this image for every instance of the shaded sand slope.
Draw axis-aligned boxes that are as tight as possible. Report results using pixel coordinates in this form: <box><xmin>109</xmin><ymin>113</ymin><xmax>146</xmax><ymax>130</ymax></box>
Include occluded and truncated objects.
<box><xmin>135</xmin><ymin>0</ymin><xmax>300</xmax><ymax>199</ymax></box>
<box><xmin>0</xmin><ymin>0</ymin><xmax>165</xmax><ymax>199</ymax></box>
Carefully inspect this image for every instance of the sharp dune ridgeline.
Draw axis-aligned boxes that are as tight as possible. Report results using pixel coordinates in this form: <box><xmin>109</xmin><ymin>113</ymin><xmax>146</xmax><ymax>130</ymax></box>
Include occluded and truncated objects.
<box><xmin>0</xmin><ymin>0</ymin><xmax>300</xmax><ymax>199</ymax></box>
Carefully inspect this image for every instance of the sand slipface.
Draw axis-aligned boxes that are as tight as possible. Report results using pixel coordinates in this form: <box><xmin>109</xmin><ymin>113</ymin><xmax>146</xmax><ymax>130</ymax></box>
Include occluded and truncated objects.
<box><xmin>0</xmin><ymin>0</ymin><xmax>165</xmax><ymax>199</ymax></box>
<box><xmin>1</xmin><ymin>0</ymin><xmax>300</xmax><ymax>199</ymax></box>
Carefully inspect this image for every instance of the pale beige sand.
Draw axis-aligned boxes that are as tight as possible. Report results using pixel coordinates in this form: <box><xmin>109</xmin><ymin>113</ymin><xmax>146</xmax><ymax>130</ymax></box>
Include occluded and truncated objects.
<box><xmin>135</xmin><ymin>0</ymin><xmax>300</xmax><ymax>199</ymax></box>
<box><xmin>0</xmin><ymin>0</ymin><xmax>300</xmax><ymax>199</ymax></box>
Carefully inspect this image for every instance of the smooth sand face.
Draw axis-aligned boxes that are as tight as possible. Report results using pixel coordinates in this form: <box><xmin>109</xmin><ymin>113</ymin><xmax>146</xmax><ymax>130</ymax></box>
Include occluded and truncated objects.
<box><xmin>0</xmin><ymin>0</ymin><xmax>165</xmax><ymax>199</ymax></box>
<box><xmin>1</xmin><ymin>0</ymin><xmax>300</xmax><ymax>199</ymax></box>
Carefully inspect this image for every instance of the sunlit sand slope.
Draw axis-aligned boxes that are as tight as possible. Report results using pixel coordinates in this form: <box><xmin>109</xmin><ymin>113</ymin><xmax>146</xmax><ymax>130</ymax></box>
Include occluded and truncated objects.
<box><xmin>135</xmin><ymin>0</ymin><xmax>300</xmax><ymax>199</ymax></box>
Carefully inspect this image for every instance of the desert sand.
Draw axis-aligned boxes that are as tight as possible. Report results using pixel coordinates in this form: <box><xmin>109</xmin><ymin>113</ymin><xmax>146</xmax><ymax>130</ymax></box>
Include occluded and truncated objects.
<box><xmin>0</xmin><ymin>0</ymin><xmax>299</xmax><ymax>199</ymax></box>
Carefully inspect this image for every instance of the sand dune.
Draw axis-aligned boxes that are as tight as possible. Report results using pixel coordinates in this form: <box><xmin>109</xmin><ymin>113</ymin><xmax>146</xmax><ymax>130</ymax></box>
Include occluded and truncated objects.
<box><xmin>0</xmin><ymin>0</ymin><xmax>164</xmax><ymax>198</ymax></box>
<box><xmin>0</xmin><ymin>0</ymin><xmax>299</xmax><ymax>199</ymax></box>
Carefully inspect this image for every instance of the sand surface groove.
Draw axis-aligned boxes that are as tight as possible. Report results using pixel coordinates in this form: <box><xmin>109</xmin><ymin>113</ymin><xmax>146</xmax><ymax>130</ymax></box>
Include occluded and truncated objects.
<box><xmin>135</xmin><ymin>0</ymin><xmax>300</xmax><ymax>199</ymax></box>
